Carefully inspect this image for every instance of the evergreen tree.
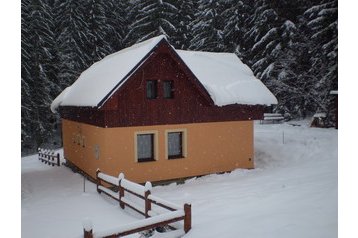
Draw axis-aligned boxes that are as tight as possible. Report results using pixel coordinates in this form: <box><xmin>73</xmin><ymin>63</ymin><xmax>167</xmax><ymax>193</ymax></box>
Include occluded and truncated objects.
<box><xmin>189</xmin><ymin>0</ymin><xmax>227</xmax><ymax>52</ymax></box>
<box><xmin>55</xmin><ymin>0</ymin><xmax>92</xmax><ymax>88</ymax></box>
<box><xmin>242</xmin><ymin>0</ymin><xmax>281</xmax><ymax>77</ymax></box>
<box><xmin>222</xmin><ymin>0</ymin><xmax>252</xmax><ymax>56</ymax></box>
<box><xmin>124</xmin><ymin>0</ymin><xmax>178</xmax><ymax>46</ymax></box>
<box><xmin>21</xmin><ymin>0</ymin><xmax>60</xmax><ymax>151</ymax></box>
<box><xmin>303</xmin><ymin>0</ymin><xmax>338</xmax><ymax>114</ymax></box>
<box><xmin>171</xmin><ymin>0</ymin><xmax>196</xmax><ymax>49</ymax></box>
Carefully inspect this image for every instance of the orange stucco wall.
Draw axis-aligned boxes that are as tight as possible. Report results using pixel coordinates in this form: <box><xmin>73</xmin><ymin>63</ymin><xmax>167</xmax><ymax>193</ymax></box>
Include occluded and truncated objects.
<box><xmin>62</xmin><ymin>119</ymin><xmax>254</xmax><ymax>183</ymax></box>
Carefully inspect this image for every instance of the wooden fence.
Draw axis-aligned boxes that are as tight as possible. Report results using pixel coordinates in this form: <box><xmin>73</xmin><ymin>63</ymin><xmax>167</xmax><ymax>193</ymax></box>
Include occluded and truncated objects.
<box><xmin>38</xmin><ymin>148</ymin><xmax>60</xmax><ymax>167</ymax></box>
<box><xmin>83</xmin><ymin>169</ymin><xmax>191</xmax><ymax>238</ymax></box>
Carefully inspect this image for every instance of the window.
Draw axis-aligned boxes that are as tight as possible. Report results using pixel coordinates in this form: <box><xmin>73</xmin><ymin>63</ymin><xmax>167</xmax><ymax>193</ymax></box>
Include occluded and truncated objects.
<box><xmin>163</xmin><ymin>81</ymin><xmax>174</xmax><ymax>99</ymax></box>
<box><xmin>146</xmin><ymin>80</ymin><xmax>157</xmax><ymax>99</ymax></box>
<box><xmin>166</xmin><ymin>129</ymin><xmax>187</xmax><ymax>159</ymax></box>
<box><xmin>135</xmin><ymin>132</ymin><xmax>158</xmax><ymax>162</ymax></box>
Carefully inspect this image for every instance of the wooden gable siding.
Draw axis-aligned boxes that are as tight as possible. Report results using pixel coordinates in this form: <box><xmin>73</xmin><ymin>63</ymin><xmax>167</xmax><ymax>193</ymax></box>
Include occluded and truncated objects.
<box><xmin>59</xmin><ymin>40</ymin><xmax>264</xmax><ymax>128</ymax></box>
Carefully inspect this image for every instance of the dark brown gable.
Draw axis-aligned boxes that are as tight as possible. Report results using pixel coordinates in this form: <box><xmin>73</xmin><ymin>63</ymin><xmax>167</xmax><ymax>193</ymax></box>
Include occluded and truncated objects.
<box><xmin>59</xmin><ymin>39</ymin><xmax>264</xmax><ymax>127</ymax></box>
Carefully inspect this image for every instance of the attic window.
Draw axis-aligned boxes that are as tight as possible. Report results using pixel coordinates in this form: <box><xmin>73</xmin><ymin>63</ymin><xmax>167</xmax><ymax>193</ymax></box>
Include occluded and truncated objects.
<box><xmin>163</xmin><ymin>81</ymin><xmax>174</xmax><ymax>99</ymax></box>
<box><xmin>146</xmin><ymin>80</ymin><xmax>157</xmax><ymax>99</ymax></box>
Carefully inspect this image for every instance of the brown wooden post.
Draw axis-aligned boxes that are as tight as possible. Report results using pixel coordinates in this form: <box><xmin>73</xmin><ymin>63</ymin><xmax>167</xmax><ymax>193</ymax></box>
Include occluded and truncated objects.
<box><xmin>51</xmin><ymin>151</ymin><xmax>55</xmax><ymax>166</ymax></box>
<box><xmin>83</xmin><ymin>229</ymin><xmax>93</xmax><ymax>238</ymax></box>
<box><xmin>144</xmin><ymin>190</ymin><xmax>151</xmax><ymax>218</ymax></box>
<box><xmin>57</xmin><ymin>153</ymin><xmax>60</xmax><ymax>166</ymax></box>
<box><xmin>96</xmin><ymin>169</ymin><xmax>101</xmax><ymax>194</ymax></box>
<box><xmin>184</xmin><ymin>203</ymin><xmax>192</xmax><ymax>233</ymax></box>
<box><xmin>119</xmin><ymin>180</ymin><xmax>125</xmax><ymax>209</ymax></box>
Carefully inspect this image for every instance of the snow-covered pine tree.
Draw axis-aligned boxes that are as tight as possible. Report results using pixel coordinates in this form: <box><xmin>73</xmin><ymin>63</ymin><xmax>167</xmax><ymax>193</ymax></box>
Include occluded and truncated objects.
<box><xmin>124</xmin><ymin>0</ymin><xmax>178</xmax><ymax>46</ymax></box>
<box><xmin>303</xmin><ymin>0</ymin><xmax>338</xmax><ymax>117</ymax></box>
<box><xmin>171</xmin><ymin>0</ymin><xmax>197</xmax><ymax>49</ymax></box>
<box><xmin>263</xmin><ymin>19</ymin><xmax>318</xmax><ymax>117</ymax></box>
<box><xmin>54</xmin><ymin>0</ymin><xmax>93</xmax><ymax>88</ymax></box>
<box><xmin>105</xmin><ymin>0</ymin><xmax>129</xmax><ymax>52</ymax></box>
<box><xmin>189</xmin><ymin>0</ymin><xmax>227</xmax><ymax>52</ymax></box>
<box><xmin>22</xmin><ymin>0</ymin><xmax>60</xmax><ymax>150</ymax></box>
<box><xmin>222</xmin><ymin>0</ymin><xmax>252</xmax><ymax>57</ymax></box>
<box><xmin>85</xmin><ymin>0</ymin><xmax>114</xmax><ymax>62</ymax></box>
<box><xmin>242</xmin><ymin>0</ymin><xmax>281</xmax><ymax>78</ymax></box>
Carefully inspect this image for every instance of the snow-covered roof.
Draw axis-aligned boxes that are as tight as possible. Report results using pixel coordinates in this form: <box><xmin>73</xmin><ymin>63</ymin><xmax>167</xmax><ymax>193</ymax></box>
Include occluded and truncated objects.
<box><xmin>177</xmin><ymin>50</ymin><xmax>277</xmax><ymax>106</ymax></box>
<box><xmin>51</xmin><ymin>35</ymin><xmax>277</xmax><ymax>112</ymax></box>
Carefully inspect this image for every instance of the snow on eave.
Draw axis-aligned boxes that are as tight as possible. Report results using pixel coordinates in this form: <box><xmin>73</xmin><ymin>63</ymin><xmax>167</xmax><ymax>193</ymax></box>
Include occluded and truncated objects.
<box><xmin>50</xmin><ymin>86</ymin><xmax>72</xmax><ymax>113</ymax></box>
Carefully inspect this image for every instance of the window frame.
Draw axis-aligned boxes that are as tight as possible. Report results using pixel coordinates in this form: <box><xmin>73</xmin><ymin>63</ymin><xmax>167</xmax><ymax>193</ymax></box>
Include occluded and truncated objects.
<box><xmin>146</xmin><ymin>80</ymin><xmax>158</xmax><ymax>99</ymax></box>
<box><xmin>165</xmin><ymin>129</ymin><xmax>187</xmax><ymax>160</ymax></box>
<box><xmin>163</xmin><ymin>80</ymin><xmax>174</xmax><ymax>99</ymax></box>
<box><xmin>134</xmin><ymin>131</ymin><xmax>158</xmax><ymax>163</ymax></box>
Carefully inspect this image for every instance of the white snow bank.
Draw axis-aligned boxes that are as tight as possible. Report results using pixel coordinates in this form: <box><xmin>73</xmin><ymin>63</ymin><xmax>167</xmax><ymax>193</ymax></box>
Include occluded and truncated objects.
<box><xmin>51</xmin><ymin>35</ymin><xmax>277</xmax><ymax>112</ymax></box>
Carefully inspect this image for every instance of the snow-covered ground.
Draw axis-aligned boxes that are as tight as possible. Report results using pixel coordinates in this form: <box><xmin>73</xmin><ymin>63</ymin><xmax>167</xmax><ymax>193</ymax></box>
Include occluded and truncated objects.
<box><xmin>21</xmin><ymin>120</ymin><xmax>337</xmax><ymax>238</ymax></box>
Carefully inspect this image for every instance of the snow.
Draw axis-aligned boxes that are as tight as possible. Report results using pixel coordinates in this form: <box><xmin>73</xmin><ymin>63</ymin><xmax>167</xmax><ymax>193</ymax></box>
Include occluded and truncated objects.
<box><xmin>98</xmin><ymin>185</ymin><xmax>119</xmax><ymax>199</ymax></box>
<box><xmin>313</xmin><ymin>112</ymin><xmax>327</xmax><ymax>118</ymax></box>
<box><xmin>121</xmin><ymin>178</ymin><xmax>146</xmax><ymax>196</ymax></box>
<box><xmin>177</xmin><ymin>50</ymin><xmax>277</xmax><ymax>106</ymax></box>
<box><xmin>52</xmin><ymin>35</ymin><xmax>166</xmax><ymax>108</ymax></box>
<box><xmin>148</xmin><ymin>194</ymin><xmax>182</xmax><ymax>211</ymax></box>
<box><xmin>51</xmin><ymin>35</ymin><xmax>277</xmax><ymax>111</ymax></box>
<box><xmin>94</xmin><ymin>210</ymin><xmax>185</xmax><ymax>238</ymax></box>
<box><xmin>82</xmin><ymin>217</ymin><xmax>93</xmax><ymax>231</ymax></box>
<box><xmin>21</xmin><ymin>121</ymin><xmax>337</xmax><ymax>237</ymax></box>
<box><xmin>98</xmin><ymin>172</ymin><xmax>119</xmax><ymax>186</ymax></box>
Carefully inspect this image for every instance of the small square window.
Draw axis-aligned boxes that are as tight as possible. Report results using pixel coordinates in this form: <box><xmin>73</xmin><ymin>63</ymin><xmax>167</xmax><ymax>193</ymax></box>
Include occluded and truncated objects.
<box><xmin>163</xmin><ymin>81</ymin><xmax>174</xmax><ymax>99</ymax></box>
<box><xmin>168</xmin><ymin>132</ymin><xmax>183</xmax><ymax>159</ymax></box>
<box><xmin>137</xmin><ymin>133</ymin><xmax>155</xmax><ymax>162</ymax></box>
<box><xmin>146</xmin><ymin>80</ymin><xmax>157</xmax><ymax>99</ymax></box>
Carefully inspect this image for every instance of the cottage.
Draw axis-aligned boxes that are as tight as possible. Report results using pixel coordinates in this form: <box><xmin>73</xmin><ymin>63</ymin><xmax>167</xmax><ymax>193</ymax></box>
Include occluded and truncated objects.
<box><xmin>51</xmin><ymin>35</ymin><xmax>277</xmax><ymax>183</ymax></box>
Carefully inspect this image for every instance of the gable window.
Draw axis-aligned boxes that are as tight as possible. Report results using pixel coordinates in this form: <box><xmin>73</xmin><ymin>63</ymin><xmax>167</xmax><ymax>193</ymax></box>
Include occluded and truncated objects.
<box><xmin>135</xmin><ymin>132</ymin><xmax>158</xmax><ymax>162</ymax></box>
<box><xmin>146</xmin><ymin>80</ymin><xmax>157</xmax><ymax>99</ymax></box>
<box><xmin>166</xmin><ymin>129</ymin><xmax>187</xmax><ymax>159</ymax></box>
<box><xmin>163</xmin><ymin>80</ymin><xmax>174</xmax><ymax>99</ymax></box>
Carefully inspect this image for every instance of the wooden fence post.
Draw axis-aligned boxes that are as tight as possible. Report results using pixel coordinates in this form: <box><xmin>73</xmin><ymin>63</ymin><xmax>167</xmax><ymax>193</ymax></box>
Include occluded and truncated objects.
<box><xmin>96</xmin><ymin>169</ymin><xmax>101</xmax><ymax>194</ymax></box>
<box><xmin>51</xmin><ymin>151</ymin><xmax>55</xmax><ymax>166</ymax></box>
<box><xmin>144</xmin><ymin>181</ymin><xmax>152</xmax><ymax>218</ymax></box>
<box><xmin>83</xmin><ymin>229</ymin><xmax>93</xmax><ymax>238</ymax></box>
<box><xmin>119</xmin><ymin>181</ymin><xmax>125</xmax><ymax>209</ymax></box>
<box><xmin>38</xmin><ymin>148</ymin><xmax>41</xmax><ymax>160</ymax></box>
<box><xmin>83</xmin><ymin>218</ymin><xmax>93</xmax><ymax>238</ymax></box>
<box><xmin>144</xmin><ymin>190</ymin><xmax>151</xmax><ymax>218</ymax></box>
<box><xmin>184</xmin><ymin>203</ymin><xmax>192</xmax><ymax>233</ymax></box>
<box><xmin>118</xmin><ymin>173</ymin><xmax>125</xmax><ymax>209</ymax></box>
<box><xmin>57</xmin><ymin>153</ymin><xmax>60</xmax><ymax>166</ymax></box>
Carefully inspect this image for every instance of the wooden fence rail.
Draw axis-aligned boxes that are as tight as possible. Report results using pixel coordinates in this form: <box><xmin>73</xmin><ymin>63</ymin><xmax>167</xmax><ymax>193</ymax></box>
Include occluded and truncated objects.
<box><xmin>38</xmin><ymin>148</ymin><xmax>60</xmax><ymax>167</ymax></box>
<box><xmin>84</xmin><ymin>169</ymin><xmax>192</xmax><ymax>237</ymax></box>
